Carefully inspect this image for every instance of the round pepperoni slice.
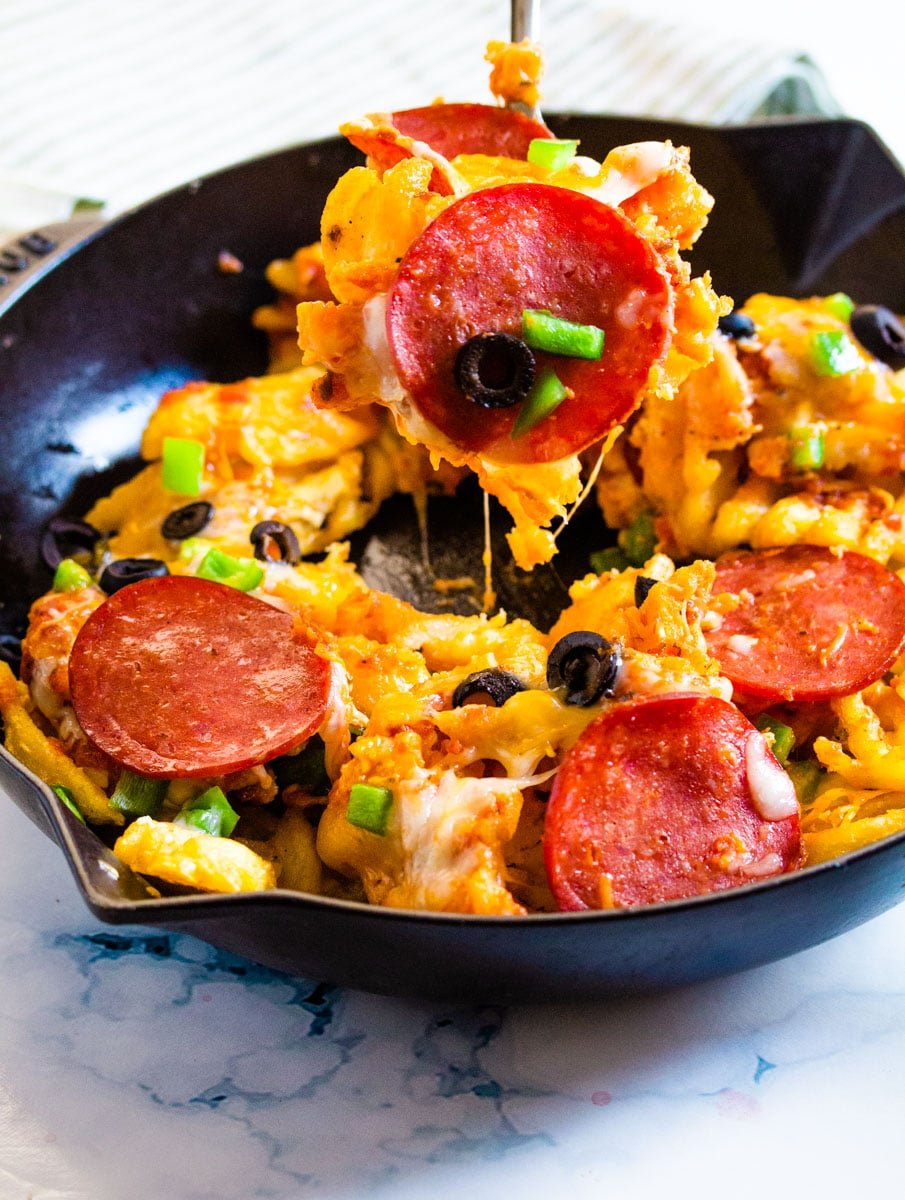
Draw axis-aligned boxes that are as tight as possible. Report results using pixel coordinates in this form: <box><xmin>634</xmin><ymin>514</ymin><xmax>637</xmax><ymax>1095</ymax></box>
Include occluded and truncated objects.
<box><xmin>705</xmin><ymin>545</ymin><xmax>905</xmax><ymax>703</ymax></box>
<box><xmin>386</xmin><ymin>183</ymin><xmax>673</xmax><ymax>464</ymax></box>
<box><xmin>544</xmin><ymin>694</ymin><xmax>802</xmax><ymax>911</ymax></box>
<box><xmin>70</xmin><ymin>576</ymin><xmax>331</xmax><ymax>778</ymax></box>
<box><xmin>391</xmin><ymin>103</ymin><xmax>552</xmax><ymax>160</ymax></box>
<box><xmin>343</xmin><ymin>106</ymin><xmax>553</xmax><ymax>197</ymax></box>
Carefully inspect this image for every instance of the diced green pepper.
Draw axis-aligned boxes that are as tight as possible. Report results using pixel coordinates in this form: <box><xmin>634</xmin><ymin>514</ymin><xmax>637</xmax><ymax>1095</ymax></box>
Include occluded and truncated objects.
<box><xmin>178</xmin><ymin>536</ymin><xmax>210</xmax><ymax>562</ymax></box>
<box><xmin>511</xmin><ymin>367</ymin><xmax>569</xmax><ymax>438</ymax></box>
<box><xmin>347</xmin><ymin>783</ymin><xmax>394</xmax><ymax>835</ymax></box>
<box><xmin>590</xmin><ymin>546</ymin><xmax>629</xmax><ymax>574</ymax></box>
<box><xmin>53</xmin><ymin>557</ymin><xmax>93</xmax><ymax>592</ymax></box>
<box><xmin>526</xmin><ymin>138</ymin><xmax>580</xmax><ymax>171</ymax></box>
<box><xmin>271</xmin><ymin>736</ymin><xmax>331</xmax><ymax>796</ymax></box>
<box><xmin>618</xmin><ymin>510</ymin><xmax>657</xmax><ymax>567</ymax></box>
<box><xmin>175</xmin><ymin>786</ymin><xmax>239</xmax><ymax>837</ymax></box>
<box><xmin>109</xmin><ymin>771</ymin><xmax>167</xmax><ymax>818</ymax></box>
<box><xmin>788</xmin><ymin>427</ymin><xmax>826</xmax><ymax>472</ymax></box>
<box><xmin>197</xmin><ymin>548</ymin><xmax>263</xmax><ymax>592</ymax></box>
<box><xmin>52</xmin><ymin>784</ymin><xmax>85</xmax><ymax>824</ymax></box>
<box><xmin>824</xmin><ymin>292</ymin><xmax>854</xmax><ymax>321</ymax></box>
<box><xmin>810</xmin><ymin>330</ymin><xmax>861</xmax><ymax>377</ymax></box>
<box><xmin>786</xmin><ymin>760</ymin><xmax>823</xmax><ymax>805</ymax></box>
<box><xmin>755</xmin><ymin>714</ymin><xmax>796</xmax><ymax>764</ymax></box>
<box><xmin>521</xmin><ymin>309</ymin><xmax>604</xmax><ymax>360</ymax></box>
<box><xmin>161</xmin><ymin>437</ymin><xmax>205</xmax><ymax>495</ymax></box>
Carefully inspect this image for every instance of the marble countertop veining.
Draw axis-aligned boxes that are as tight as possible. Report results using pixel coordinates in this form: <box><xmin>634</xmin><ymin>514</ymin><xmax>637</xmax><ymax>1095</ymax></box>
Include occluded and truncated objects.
<box><xmin>2</xmin><ymin>794</ymin><xmax>905</xmax><ymax>1200</ymax></box>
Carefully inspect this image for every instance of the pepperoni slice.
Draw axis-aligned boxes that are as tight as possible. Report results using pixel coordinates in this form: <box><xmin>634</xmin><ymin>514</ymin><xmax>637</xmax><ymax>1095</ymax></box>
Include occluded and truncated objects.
<box><xmin>391</xmin><ymin>103</ymin><xmax>552</xmax><ymax>159</ymax></box>
<box><xmin>386</xmin><ymin>183</ymin><xmax>673</xmax><ymax>464</ymax></box>
<box><xmin>342</xmin><ymin>122</ymin><xmax>458</xmax><ymax>196</ymax></box>
<box><xmin>70</xmin><ymin>576</ymin><xmax>331</xmax><ymax>778</ymax></box>
<box><xmin>343</xmin><ymin>106</ymin><xmax>552</xmax><ymax>197</ymax></box>
<box><xmin>705</xmin><ymin>545</ymin><xmax>905</xmax><ymax>703</ymax></box>
<box><xmin>544</xmin><ymin>694</ymin><xmax>802</xmax><ymax>911</ymax></box>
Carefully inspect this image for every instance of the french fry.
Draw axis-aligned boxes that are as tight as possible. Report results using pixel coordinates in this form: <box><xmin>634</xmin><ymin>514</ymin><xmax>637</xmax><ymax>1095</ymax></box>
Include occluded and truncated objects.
<box><xmin>115</xmin><ymin>817</ymin><xmax>276</xmax><ymax>893</ymax></box>
<box><xmin>0</xmin><ymin>662</ymin><xmax>121</xmax><ymax>825</ymax></box>
<box><xmin>268</xmin><ymin>809</ymin><xmax>323</xmax><ymax>894</ymax></box>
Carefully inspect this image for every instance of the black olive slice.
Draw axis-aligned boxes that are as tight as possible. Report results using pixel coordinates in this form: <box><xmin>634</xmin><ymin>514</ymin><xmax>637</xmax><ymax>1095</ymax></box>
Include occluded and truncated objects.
<box><xmin>161</xmin><ymin>501</ymin><xmax>214</xmax><ymax>540</ymax></box>
<box><xmin>451</xmin><ymin>669</ymin><xmax>526</xmax><ymax>708</ymax></box>
<box><xmin>40</xmin><ymin>517</ymin><xmax>102</xmax><ymax>570</ymax></box>
<box><xmin>547</xmin><ymin>631</ymin><xmax>623</xmax><ymax>707</ymax></box>
<box><xmin>718</xmin><ymin>311</ymin><xmax>755</xmax><ymax>340</ymax></box>
<box><xmin>454</xmin><ymin>333</ymin><xmax>536</xmax><ymax>409</ymax></box>
<box><xmin>99</xmin><ymin>558</ymin><xmax>169</xmax><ymax>595</ymax></box>
<box><xmin>250</xmin><ymin>521</ymin><xmax>301</xmax><ymax>566</ymax></box>
<box><xmin>850</xmin><ymin>305</ymin><xmax>905</xmax><ymax>370</ymax></box>
<box><xmin>634</xmin><ymin>576</ymin><xmax>657</xmax><ymax>607</ymax></box>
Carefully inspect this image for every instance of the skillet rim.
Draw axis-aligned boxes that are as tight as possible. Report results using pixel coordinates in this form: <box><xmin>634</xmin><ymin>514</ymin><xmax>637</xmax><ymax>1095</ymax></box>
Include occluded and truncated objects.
<box><xmin>5</xmin><ymin>736</ymin><xmax>905</xmax><ymax>926</ymax></box>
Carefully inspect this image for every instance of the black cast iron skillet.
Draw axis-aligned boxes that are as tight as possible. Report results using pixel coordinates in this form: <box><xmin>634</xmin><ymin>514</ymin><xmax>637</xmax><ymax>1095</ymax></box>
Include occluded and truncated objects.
<box><xmin>2</xmin><ymin>114</ymin><xmax>905</xmax><ymax>1002</ymax></box>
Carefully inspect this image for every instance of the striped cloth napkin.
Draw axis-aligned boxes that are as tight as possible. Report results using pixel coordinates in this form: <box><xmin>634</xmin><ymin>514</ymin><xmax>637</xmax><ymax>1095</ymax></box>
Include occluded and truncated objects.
<box><xmin>0</xmin><ymin>1</ymin><xmax>838</xmax><ymax>237</ymax></box>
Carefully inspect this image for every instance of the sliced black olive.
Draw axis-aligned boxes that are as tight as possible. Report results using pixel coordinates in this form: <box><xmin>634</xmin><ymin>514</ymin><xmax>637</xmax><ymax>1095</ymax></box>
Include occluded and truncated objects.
<box><xmin>40</xmin><ymin>517</ymin><xmax>102</xmax><ymax>570</ymax></box>
<box><xmin>850</xmin><ymin>305</ymin><xmax>905</xmax><ymax>370</ymax></box>
<box><xmin>454</xmin><ymin>333</ymin><xmax>536</xmax><ymax>409</ymax></box>
<box><xmin>634</xmin><ymin>576</ymin><xmax>657</xmax><ymax>607</ymax></box>
<box><xmin>161</xmin><ymin>501</ymin><xmax>214</xmax><ymax>540</ymax></box>
<box><xmin>250</xmin><ymin>520</ymin><xmax>301</xmax><ymax>566</ymax></box>
<box><xmin>547</xmin><ymin>631</ymin><xmax>622</xmax><ymax>707</ymax></box>
<box><xmin>718</xmin><ymin>311</ymin><xmax>755</xmax><ymax>340</ymax></box>
<box><xmin>452</xmin><ymin>669</ymin><xmax>526</xmax><ymax>708</ymax></box>
<box><xmin>99</xmin><ymin>558</ymin><xmax>169</xmax><ymax>594</ymax></box>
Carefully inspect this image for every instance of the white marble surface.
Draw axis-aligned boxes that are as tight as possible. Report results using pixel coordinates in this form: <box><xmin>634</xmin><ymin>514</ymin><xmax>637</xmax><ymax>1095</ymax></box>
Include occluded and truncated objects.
<box><xmin>2</xmin><ymin>792</ymin><xmax>905</xmax><ymax>1199</ymax></box>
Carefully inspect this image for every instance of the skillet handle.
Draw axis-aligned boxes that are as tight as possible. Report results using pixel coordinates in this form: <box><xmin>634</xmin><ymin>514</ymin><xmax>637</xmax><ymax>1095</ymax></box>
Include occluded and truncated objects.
<box><xmin>0</xmin><ymin>216</ymin><xmax>105</xmax><ymax>315</ymax></box>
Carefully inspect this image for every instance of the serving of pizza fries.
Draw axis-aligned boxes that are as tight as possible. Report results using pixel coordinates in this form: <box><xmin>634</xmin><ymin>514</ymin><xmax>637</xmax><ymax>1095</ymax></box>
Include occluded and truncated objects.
<box><xmin>5</xmin><ymin>42</ymin><xmax>905</xmax><ymax>916</ymax></box>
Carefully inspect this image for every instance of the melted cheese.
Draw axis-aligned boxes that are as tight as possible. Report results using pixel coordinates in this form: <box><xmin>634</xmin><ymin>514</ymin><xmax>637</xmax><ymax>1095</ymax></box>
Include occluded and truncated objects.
<box><xmin>319</xmin><ymin>660</ymin><xmax>359</xmax><ymax>781</ymax></box>
<box><xmin>745</xmin><ymin>732</ymin><xmax>799</xmax><ymax>820</ymax></box>
<box><xmin>389</xmin><ymin>767</ymin><xmax>525</xmax><ymax>913</ymax></box>
<box><xmin>587</xmin><ymin>141</ymin><xmax>678</xmax><ymax>207</ymax></box>
<box><xmin>434</xmin><ymin>689</ymin><xmax>594</xmax><ymax>779</ymax></box>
